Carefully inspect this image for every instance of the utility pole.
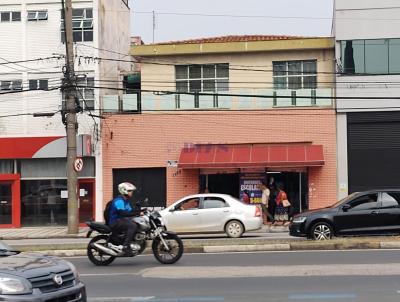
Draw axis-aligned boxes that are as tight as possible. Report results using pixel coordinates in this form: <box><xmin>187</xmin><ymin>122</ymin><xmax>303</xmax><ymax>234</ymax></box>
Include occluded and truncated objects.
<box><xmin>62</xmin><ymin>0</ymin><xmax>79</xmax><ymax>234</ymax></box>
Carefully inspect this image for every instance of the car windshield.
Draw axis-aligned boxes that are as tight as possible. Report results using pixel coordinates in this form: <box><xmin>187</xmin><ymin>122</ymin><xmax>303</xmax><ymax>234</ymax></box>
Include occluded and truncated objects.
<box><xmin>329</xmin><ymin>192</ymin><xmax>360</xmax><ymax>208</ymax></box>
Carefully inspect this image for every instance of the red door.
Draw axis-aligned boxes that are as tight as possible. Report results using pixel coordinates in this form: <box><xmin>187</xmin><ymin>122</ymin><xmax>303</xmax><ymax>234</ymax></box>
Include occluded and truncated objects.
<box><xmin>78</xmin><ymin>179</ymin><xmax>95</xmax><ymax>224</ymax></box>
<box><xmin>0</xmin><ymin>174</ymin><xmax>20</xmax><ymax>228</ymax></box>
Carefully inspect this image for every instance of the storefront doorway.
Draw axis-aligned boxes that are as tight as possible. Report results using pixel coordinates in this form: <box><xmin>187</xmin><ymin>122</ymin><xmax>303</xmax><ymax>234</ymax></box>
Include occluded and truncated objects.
<box><xmin>79</xmin><ymin>179</ymin><xmax>95</xmax><ymax>224</ymax></box>
<box><xmin>0</xmin><ymin>182</ymin><xmax>12</xmax><ymax>225</ymax></box>
<box><xmin>200</xmin><ymin>173</ymin><xmax>240</xmax><ymax>198</ymax></box>
<box><xmin>267</xmin><ymin>171</ymin><xmax>308</xmax><ymax>214</ymax></box>
<box><xmin>0</xmin><ymin>174</ymin><xmax>20</xmax><ymax>228</ymax></box>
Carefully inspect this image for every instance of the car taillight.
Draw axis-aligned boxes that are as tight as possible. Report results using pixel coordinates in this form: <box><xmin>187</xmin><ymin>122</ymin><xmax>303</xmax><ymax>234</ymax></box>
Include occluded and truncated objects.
<box><xmin>255</xmin><ymin>206</ymin><xmax>261</xmax><ymax>217</ymax></box>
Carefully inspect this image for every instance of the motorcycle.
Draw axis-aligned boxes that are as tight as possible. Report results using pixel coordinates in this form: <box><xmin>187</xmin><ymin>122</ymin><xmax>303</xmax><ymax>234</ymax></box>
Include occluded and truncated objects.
<box><xmin>85</xmin><ymin>208</ymin><xmax>184</xmax><ymax>266</ymax></box>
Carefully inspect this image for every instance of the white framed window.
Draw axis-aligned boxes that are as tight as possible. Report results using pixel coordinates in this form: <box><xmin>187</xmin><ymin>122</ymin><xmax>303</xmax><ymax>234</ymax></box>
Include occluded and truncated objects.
<box><xmin>273</xmin><ymin>60</ymin><xmax>317</xmax><ymax>90</ymax></box>
<box><xmin>61</xmin><ymin>8</ymin><xmax>93</xmax><ymax>42</ymax></box>
<box><xmin>0</xmin><ymin>11</ymin><xmax>21</xmax><ymax>22</ymax></box>
<box><xmin>0</xmin><ymin>80</ymin><xmax>22</xmax><ymax>91</ymax></box>
<box><xmin>62</xmin><ymin>77</ymin><xmax>95</xmax><ymax>110</ymax></box>
<box><xmin>27</xmin><ymin>10</ymin><xmax>48</xmax><ymax>21</ymax></box>
<box><xmin>29</xmin><ymin>79</ymin><xmax>48</xmax><ymax>90</ymax></box>
<box><xmin>175</xmin><ymin>64</ymin><xmax>229</xmax><ymax>92</ymax></box>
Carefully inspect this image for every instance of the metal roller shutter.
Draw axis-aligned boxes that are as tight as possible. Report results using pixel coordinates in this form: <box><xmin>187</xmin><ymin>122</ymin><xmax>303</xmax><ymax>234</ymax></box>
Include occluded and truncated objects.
<box><xmin>348</xmin><ymin>111</ymin><xmax>400</xmax><ymax>193</ymax></box>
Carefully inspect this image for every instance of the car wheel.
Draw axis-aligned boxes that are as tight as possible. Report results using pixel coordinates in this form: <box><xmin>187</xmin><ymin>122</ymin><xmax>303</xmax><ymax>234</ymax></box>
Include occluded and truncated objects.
<box><xmin>310</xmin><ymin>222</ymin><xmax>333</xmax><ymax>240</ymax></box>
<box><xmin>225</xmin><ymin>220</ymin><xmax>244</xmax><ymax>238</ymax></box>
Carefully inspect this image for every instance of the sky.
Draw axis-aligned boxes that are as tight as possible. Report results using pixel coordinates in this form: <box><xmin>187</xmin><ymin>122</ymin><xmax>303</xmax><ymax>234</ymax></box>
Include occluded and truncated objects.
<box><xmin>130</xmin><ymin>0</ymin><xmax>334</xmax><ymax>44</ymax></box>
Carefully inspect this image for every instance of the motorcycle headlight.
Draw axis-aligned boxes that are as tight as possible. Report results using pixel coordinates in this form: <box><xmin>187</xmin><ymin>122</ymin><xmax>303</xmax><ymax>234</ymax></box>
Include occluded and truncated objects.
<box><xmin>0</xmin><ymin>274</ymin><xmax>32</xmax><ymax>295</ymax></box>
<box><xmin>292</xmin><ymin>216</ymin><xmax>307</xmax><ymax>224</ymax></box>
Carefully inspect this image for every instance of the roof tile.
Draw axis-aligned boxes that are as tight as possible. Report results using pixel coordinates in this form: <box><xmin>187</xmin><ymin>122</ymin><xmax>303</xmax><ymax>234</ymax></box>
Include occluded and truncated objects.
<box><xmin>152</xmin><ymin>35</ymin><xmax>319</xmax><ymax>45</ymax></box>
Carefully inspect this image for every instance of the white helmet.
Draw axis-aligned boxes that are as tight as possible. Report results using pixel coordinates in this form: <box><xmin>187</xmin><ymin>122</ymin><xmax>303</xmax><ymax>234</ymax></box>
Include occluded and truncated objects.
<box><xmin>118</xmin><ymin>182</ymin><xmax>136</xmax><ymax>195</ymax></box>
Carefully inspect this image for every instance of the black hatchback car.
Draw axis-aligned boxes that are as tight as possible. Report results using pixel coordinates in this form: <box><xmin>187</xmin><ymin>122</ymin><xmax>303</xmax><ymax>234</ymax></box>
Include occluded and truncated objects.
<box><xmin>0</xmin><ymin>241</ymin><xmax>86</xmax><ymax>301</ymax></box>
<box><xmin>290</xmin><ymin>189</ymin><xmax>400</xmax><ymax>240</ymax></box>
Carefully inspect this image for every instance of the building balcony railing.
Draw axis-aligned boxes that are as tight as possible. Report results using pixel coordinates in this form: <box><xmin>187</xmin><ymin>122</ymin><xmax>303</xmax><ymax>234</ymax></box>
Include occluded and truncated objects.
<box><xmin>101</xmin><ymin>88</ymin><xmax>334</xmax><ymax>113</ymax></box>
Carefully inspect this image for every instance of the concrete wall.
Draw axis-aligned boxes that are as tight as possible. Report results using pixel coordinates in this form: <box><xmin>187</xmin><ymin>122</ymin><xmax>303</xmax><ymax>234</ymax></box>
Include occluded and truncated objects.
<box><xmin>102</xmin><ymin>109</ymin><xmax>337</xmax><ymax>210</ymax></box>
<box><xmin>139</xmin><ymin>49</ymin><xmax>335</xmax><ymax>92</ymax></box>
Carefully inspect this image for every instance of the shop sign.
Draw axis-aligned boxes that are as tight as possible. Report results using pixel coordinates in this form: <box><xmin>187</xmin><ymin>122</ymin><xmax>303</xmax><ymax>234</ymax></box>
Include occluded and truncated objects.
<box><xmin>240</xmin><ymin>173</ymin><xmax>264</xmax><ymax>204</ymax></box>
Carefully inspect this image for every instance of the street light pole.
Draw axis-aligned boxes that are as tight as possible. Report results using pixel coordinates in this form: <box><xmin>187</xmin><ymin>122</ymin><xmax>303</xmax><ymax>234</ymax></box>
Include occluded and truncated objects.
<box><xmin>62</xmin><ymin>0</ymin><xmax>79</xmax><ymax>234</ymax></box>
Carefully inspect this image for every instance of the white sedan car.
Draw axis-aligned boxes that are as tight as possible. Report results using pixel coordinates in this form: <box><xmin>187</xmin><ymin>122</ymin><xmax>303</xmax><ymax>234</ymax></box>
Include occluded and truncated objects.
<box><xmin>159</xmin><ymin>194</ymin><xmax>263</xmax><ymax>238</ymax></box>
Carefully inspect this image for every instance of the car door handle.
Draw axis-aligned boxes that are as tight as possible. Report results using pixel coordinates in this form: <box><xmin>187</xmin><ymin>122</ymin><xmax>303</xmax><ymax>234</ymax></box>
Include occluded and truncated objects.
<box><xmin>223</xmin><ymin>210</ymin><xmax>230</xmax><ymax>212</ymax></box>
<box><xmin>192</xmin><ymin>213</ymin><xmax>199</xmax><ymax>215</ymax></box>
<box><xmin>371</xmin><ymin>210</ymin><xmax>379</xmax><ymax>215</ymax></box>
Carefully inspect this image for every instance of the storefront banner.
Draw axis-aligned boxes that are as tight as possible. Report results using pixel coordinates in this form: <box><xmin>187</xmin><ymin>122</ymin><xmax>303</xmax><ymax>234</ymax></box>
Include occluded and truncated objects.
<box><xmin>240</xmin><ymin>173</ymin><xmax>264</xmax><ymax>204</ymax></box>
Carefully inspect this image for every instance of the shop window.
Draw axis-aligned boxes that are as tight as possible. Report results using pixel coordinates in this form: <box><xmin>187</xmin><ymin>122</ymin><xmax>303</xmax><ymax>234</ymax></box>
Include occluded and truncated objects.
<box><xmin>0</xmin><ymin>160</ymin><xmax>13</xmax><ymax>173</ymax></box>
<box><xmin>19</xmin><ymin>158</ymin><xmax>95</xmax><ymax>178</ymax></box>
<box><xmin>21</xmin><ymin>179</ymin><xmax>68</xmax><ymax>226</ymax></box>
<box><xmin>273</xmin><ymin>60</ymin><xmax>317</xmax><ymax>90</ymax></box>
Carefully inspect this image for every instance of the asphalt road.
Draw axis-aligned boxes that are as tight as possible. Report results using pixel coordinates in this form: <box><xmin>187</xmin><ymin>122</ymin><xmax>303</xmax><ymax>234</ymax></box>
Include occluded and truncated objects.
<box><xmin>68</xmin><ymin>249</ymin><xmax>400</xmax><ymax>302</ymax></box>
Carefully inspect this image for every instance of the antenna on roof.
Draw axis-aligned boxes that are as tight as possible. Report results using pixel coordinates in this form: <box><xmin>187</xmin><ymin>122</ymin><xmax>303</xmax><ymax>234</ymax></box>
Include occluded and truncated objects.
<box><xmin>152</xmin><ymin>11</ymin><xmax>156</xmax><ymax>43</ymax></box>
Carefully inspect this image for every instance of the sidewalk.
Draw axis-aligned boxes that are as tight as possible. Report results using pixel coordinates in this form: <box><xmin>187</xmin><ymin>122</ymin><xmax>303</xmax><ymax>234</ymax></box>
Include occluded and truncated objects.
<box><xmin>0</xmin><ymin>226</ymin><xmax>89</xmax><ymax>240</ymax></box>
<box><xmin>0</xmin><ymin>224</ymin><xmax>289</xmax><ymax>240</ymax></box>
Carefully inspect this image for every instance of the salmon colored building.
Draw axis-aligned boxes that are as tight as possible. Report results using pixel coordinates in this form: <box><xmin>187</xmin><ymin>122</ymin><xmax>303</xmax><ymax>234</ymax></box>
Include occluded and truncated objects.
<box><xmin>102</xmin><ymin>35</ymin><xmax>337</xmax><ymax>214</ymax></box>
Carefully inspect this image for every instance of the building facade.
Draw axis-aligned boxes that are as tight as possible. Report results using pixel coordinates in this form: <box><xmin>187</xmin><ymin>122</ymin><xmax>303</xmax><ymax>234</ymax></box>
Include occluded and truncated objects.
<box><xmin>102</xmin><ymin>36</ymin><xmax>338</xmax><ymax>215</ymax></box>
<box><xmin>0</xmin><ymin>0</ymin><xmax>132</xmax><ymax>227</ymax></box>
<box><xmin>335</xmin><ymin>0</ymin><xmax>400</xmax><ymax>198</ymax></box>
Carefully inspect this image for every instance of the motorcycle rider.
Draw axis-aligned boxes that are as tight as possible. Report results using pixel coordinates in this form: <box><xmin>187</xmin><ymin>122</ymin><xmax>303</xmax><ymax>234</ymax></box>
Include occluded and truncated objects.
<box><xmin>108</xmin><ymin>182</ymin><xmax>141</xmax><ymax>256</ymax></box>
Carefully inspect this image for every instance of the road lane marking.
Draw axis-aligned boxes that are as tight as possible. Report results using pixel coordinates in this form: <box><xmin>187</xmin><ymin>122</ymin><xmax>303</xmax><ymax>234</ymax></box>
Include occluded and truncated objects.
<box><xmin>288</xmin><ymin>293</ymin><xmax>357</xmax><ymax>300</ymax></box>
<box><xmin>64</xmin><ymin>248</ymin><xmax>400</xmax><ymax>259</ymax></box>
<box><xmin>88</xmin><ymin>297</ymin><xmax>224</xmax><ymax>302</ymax></box>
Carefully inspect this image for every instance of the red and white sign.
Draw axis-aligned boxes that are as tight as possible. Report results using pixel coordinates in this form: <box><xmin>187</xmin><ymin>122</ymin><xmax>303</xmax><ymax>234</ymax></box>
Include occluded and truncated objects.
<box><xmin>74</xmin><ymin>157</ymin><xmax>84</xmax><ymax>172</ymax></box>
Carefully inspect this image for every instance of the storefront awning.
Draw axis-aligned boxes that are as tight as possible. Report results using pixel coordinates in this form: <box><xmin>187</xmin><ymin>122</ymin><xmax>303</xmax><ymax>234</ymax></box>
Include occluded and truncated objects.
<box><xmin>178</xmin><ymin>144</ymin><xmax>325</xmax><ymax>169</ymax></box>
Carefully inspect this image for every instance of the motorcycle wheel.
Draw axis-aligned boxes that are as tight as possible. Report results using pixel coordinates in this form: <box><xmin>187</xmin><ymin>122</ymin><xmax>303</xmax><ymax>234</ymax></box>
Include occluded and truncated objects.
<box><xmin>87</xmin><ymin>235</ymin><xmax>116</xmax><ymax>266</ymax></box>
<box><xmin>152</xmin><ymin>233</ymin><xmax>184</xmax><ymax>264</ymax></box>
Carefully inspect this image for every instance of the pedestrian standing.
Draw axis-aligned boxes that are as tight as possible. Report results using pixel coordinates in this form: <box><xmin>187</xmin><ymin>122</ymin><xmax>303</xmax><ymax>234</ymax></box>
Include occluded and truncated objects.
<box><xmin>260</xmin><ymin>181</ymin><xmax>274</xmax><ymax>224</ymax></box>
<box><xmin>274</xmin><ymin>183</ymin><xmax>290</xmax><ymax>225</ymax></box>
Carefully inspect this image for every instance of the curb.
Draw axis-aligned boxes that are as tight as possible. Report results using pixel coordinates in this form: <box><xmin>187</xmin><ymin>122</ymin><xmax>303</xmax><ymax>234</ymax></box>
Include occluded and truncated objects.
<box><xmin>32</xmin><ymin>241</ymin><xmax>400</xmax><ymax>257</ymax></box>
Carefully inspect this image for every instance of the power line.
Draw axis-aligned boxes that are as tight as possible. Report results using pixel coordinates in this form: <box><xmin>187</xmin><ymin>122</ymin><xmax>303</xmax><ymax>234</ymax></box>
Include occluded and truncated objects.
<box><xmin>76</xmin><ymin>85</ymin><xmax>400</xmax><ymax>100</ymax></box>
<box><xmin>0</xmin><ymin>56</ymin><xmax>62</xmax><ymax>66</ymax></box>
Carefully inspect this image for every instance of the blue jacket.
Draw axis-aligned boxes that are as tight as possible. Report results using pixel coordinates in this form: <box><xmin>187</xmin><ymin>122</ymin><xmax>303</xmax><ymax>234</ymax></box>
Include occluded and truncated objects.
<box><xmin>108</xmin><ymin>196</ymin><xmax>133</xmax><ymax>226</ymax></box>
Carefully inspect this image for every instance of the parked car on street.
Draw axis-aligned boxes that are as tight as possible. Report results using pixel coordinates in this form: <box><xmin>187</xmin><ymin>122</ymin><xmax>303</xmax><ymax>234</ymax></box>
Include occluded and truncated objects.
<box><xmin>290</xmin><ymin>189</ymin><xmax>400</xmax><ymax>240</ymax></box>
<box><xmin>0</xmin><ymin>240</ymin><xmax>86</xmax><ymax>301</ymax></box>
<box><xmin>159</xmin><ymin>193</ymin><xmax>263</xmax><ymax>238</ymax></box>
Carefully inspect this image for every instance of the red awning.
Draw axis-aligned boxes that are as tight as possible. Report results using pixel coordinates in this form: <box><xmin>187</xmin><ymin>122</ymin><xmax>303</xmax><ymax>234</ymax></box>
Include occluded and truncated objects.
<box><xmin>178</xmin><ymin>144</ymin><xmax>325</xmax><ymax>169</ymax></box>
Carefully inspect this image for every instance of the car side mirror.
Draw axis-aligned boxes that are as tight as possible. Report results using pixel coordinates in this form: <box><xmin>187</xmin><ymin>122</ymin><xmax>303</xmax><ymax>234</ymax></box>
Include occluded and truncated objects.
<box><xmin>169</xmin><ymin>206</ymin><xmax>176</xmax><ymax>212</ymax></box>
<box><xmin>342</xmin><ymin>204</ymin><xmax>351</xmax><ymax>212</ymax></box>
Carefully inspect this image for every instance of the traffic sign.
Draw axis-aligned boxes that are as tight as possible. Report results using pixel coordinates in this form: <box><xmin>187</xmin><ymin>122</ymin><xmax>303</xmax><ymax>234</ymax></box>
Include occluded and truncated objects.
<box><xmin>74</xmin><ymin>157</ymin><xmax>84</xmax><ymax>172</ymax></box>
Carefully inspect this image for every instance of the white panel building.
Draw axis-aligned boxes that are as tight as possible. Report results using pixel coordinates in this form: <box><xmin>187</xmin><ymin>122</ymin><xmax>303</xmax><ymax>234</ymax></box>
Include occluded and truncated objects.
<box><xmin>0</xmin><ymin>0</ymin><xmax>132</xmax><ymax>227</ymax></box>
<box><xmin>335</xmin><ymin>0</ymin><xmax>400</xmax><ymax>198</ymax></box>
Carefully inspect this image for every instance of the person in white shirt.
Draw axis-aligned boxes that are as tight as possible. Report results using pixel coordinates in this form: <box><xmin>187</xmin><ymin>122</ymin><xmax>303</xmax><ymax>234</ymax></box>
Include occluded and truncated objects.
<box><xmin>260</xmin><ymin>181</ymin><xmax>274</xmax><ymax>224</ymax></box>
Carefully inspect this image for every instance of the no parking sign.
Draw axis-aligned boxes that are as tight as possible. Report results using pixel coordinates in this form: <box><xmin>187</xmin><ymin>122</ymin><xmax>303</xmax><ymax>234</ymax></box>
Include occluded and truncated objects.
<box><xmin>74</xmin><ymin>157</ymin><xmax>84</xmax><ymax>172</ymax></box>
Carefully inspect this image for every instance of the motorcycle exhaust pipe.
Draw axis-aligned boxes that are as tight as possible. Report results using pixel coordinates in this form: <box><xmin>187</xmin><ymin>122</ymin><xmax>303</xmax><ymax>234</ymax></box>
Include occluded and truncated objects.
<box><xmin>92</xmin><ymin>243</ymin><xmax>118</xmax><ymax>256</ymax></box>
